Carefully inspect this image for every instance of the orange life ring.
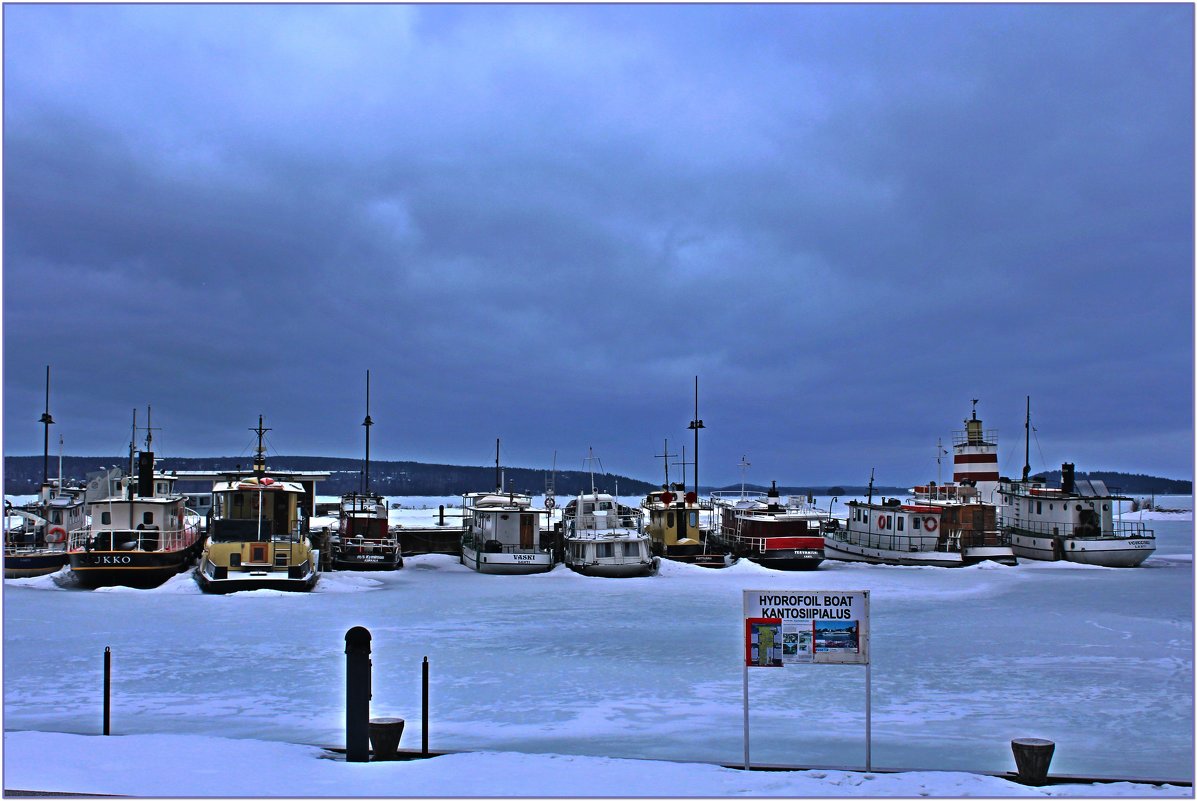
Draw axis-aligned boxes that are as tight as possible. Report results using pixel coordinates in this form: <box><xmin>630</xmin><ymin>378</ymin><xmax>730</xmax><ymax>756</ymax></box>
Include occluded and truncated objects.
<box><xmin>877</xmin><ymin>515</ymin><xmax>887</xmax><ymax>529</ymax></box>
<box><xmin>45</xmin><ymin>525</ymin><xmax>67</xmax><ymax>544</ymax></box>
<box><xmin>924</xmin><ymin>517</ymin><xmax>938</xmax><ymax>532</ymax></box>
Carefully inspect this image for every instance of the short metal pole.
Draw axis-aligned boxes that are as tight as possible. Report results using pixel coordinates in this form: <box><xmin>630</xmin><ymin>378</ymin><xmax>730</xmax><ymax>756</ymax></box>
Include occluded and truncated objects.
<box><xmin>865</xmin><ymin>661</ymin><xmax>872</xmax><ymax>771</ymax></box>
<box><xmin>438</xmin><ymin>505</ymin><xmax>445</xmax><ymax>526</ymax></box>
<box><xmin>103</xmin><ymin>646</ymin><xmax>111</xmax><ymax>736</ymax></box>
<box><xmin>742</xmin><ymin>664</ymin><xmax>749</xmax><ymax>770</ymax></box>
<box><xmin>422</xmin><ymin>656</ymin><xmax>429</xmax><ymax>756</ymax></box>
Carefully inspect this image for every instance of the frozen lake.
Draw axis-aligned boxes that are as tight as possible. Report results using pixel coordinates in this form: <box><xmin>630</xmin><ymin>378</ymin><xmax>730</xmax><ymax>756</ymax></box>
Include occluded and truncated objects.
<box><xmin>3</xmin><ymin>497</ymin><xmax>1192</xmax><ymax>783</ymax></box>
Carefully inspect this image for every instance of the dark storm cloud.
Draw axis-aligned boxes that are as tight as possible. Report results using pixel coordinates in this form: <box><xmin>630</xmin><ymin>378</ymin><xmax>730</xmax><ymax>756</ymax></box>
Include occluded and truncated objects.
<box><xmin>4</xmin><ymin>4</ymin><xmax>1192</xmax><ymax>486</ymax></box>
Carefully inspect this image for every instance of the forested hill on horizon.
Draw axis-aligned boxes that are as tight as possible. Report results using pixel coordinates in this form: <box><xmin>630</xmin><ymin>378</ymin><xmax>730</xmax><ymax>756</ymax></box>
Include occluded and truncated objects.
<box><xmin>2</xmin><ymin>455</ymin><xmax>1190</xmax><ymax>497</ymax></box>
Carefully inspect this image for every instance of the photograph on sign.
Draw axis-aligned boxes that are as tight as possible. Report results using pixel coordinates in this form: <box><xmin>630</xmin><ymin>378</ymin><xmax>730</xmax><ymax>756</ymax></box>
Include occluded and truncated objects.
<box><xmin>814</xmin><ymin>620</ymin><xmax>860</xmax><ymax>654</ymax></box>
<box><xmin>744</xmin><ymin>618</ymin><xmax>783</xmax><ymax>667</ymax></box>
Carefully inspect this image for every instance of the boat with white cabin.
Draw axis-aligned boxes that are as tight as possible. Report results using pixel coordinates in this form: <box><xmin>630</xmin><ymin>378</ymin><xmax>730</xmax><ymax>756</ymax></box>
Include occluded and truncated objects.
<box><xmin>562</xmin><ymin>450</ymin><xmax>657</xmax><ymax>577</ymax></box>
<box><xmin>461</xmin><ymin>490</ymin><xmax>553</xmax><ymax>574</ymax></box>
<box><xmin>997</xmin><ymin>398</ymin><xmax>1154</xmax><ymax>567</ymax></box>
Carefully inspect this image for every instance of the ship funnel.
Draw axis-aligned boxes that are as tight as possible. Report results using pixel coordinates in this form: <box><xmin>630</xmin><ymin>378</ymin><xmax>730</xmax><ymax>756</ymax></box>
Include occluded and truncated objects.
<box><xmin>1061</xmin><ymin>463</ymin><xmax>1075</xmax><ymax>494</ymax></box>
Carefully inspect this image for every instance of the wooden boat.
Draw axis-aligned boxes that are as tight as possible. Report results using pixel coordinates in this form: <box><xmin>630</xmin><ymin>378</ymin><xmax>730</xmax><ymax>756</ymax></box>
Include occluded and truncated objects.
<box><xmin>711</xmin><ymin>481</ymin><xmax>826</xmax><ymax>570</ymax></box>
<box><xmin>329</xmin><ymin>372</ymin><xmax>402</xmax><ymax>571</ymax></box>
<box><xmin>998</xmin><ymin>398</ymin><xmax>1154</xmax><ymax>567</ymax></box>
<box><xmin>642</xmin><ymin>486</ymin><xmax>733</xmax><ymax>568</ymax></box>
<box><xmin>194</xmin><ymin>417</ymin><xmax>321</xmax><ymax>593</ymax></box>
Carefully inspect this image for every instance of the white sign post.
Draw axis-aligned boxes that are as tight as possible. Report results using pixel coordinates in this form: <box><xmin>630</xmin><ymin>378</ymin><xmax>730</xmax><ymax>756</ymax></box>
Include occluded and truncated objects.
<box><xmin>741</xmin><ymin>589</ymin><xmax>871</xmax><ymax>771</ymax></box>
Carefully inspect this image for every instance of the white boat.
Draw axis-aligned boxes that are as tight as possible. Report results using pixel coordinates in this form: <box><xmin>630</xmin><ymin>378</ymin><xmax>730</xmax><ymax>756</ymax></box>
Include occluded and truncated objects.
<box><xmin>562</xmin><ymin>492</ymin><xmax>656</xmax><ymax>577</ymax></box>
<box><xmin>562</xmin><ymin>450</ymin><xmax>657</xmax><ymax>578</ymax></box>
<box><xmin>824</xmin><ymin>496</ymin><xmax>969</xmax><ymax>567</ymax></box>
<box><xmin>4</xmin><ymin>479</ymin><xmax>87</xmax><ymax>579</ymax></box>
<box><xmin>460</xmin><ymin>491</ymin><xmax>553</xmax><ymax>574</ymax></box>
<box><xmin>998</xmin><ymin>398</ymin><xmax>1155</xmax><ymax>567</ymax></box>
<box><xmin>67</xmin><ymin>414</ymin><xmax>203</xmax><ymax>588</ymax></box>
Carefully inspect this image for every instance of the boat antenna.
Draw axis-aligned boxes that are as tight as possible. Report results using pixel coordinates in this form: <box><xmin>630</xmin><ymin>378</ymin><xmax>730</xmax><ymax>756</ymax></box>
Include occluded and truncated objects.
<box><xmin>39</xmin><ymin>365</ymin><xmax>54</xmax><ymax>487</ymax></box>
<box><xmin>495</xmin><ymin>438</ymin><xmax>501</xmax><ymax>492</ymax></box>
<box><xmin>738</xmin><ymin>455</ymin><xmax>751</xmax><ymax>498</ymax></box>
<box><xmin>583</xmin><ymin>447</ymin><xmax>602</xmax><ymax>495</ymax></box>
<box><xmin>687</xmin><ymin>375</ymin><xmax>704</xmax><ymax>497</ymax></box>
<box><xmin>655</xmin><ymin>438</ymin><xmax>676</xmax><ymax>487</ymax></box>
<box><xmin>866</xmin><ymin>467</ymin><xmax>875</xmax><ymax>506</ymax></box>
<box><xmin>251</xmin><ymin>415</ymin><xmax>270</xmax><ymax>476</ymax></box>
<box><xmin>1021</xmin><ymin>396</ymin><xmax>1031</xmax><ymax>482</ymax></box>
<box><xmin>57</xmin><ymin>434</ymin><xmax>64</xmax><ymax>499</ymax></box>
<box><xmin>129</xmin><ymin>408</ymin><xmax>137</xmax><ymax>482</ymax></box>
<box><xmin>362</xmin><ymin>369</ymin><xmax>373</xmax><ymax>495</ymax></box>
<box><xmin>936</xmin><ymin>437</ymin><xmax>947</xmax><ymax>485</ymax></box>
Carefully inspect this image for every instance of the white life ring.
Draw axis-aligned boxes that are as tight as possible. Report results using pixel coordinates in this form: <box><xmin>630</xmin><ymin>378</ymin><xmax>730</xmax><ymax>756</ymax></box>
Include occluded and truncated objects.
<box><xmin>924</xmin><ymin>517</ymin><xmax>938</xmax><ymax>532</ymax></box>
<box><xmin>45</xmin><ymin>525</ymin><xmax>67</xmax><ymax>544</ymax></box>
<box><xmin>544</xmin><ymin>496</ymin><xmax>556</xmax><ymax>509</ymax></box>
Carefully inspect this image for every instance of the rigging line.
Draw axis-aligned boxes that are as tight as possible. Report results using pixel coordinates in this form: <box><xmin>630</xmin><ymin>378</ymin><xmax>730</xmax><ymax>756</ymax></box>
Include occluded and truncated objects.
<box><xmin>1032</xmin><ymin>425</ymin><xmax>1050</xmax><ymax>476</ymax></box>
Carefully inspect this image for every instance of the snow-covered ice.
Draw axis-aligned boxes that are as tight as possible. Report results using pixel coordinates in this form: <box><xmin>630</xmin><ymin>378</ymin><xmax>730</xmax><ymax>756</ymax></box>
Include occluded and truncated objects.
<box><xmin>3</xmin><ymin>495</ymin><xmax>1192</xmax><ymax>797</ymax></box>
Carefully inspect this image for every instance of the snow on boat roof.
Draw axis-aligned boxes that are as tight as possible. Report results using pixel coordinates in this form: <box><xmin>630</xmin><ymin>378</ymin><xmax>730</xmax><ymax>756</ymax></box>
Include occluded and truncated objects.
<box><xmin>213</xmin><ymin>478</ymin><xmax>306</xmax><ymax>493</ymax></box>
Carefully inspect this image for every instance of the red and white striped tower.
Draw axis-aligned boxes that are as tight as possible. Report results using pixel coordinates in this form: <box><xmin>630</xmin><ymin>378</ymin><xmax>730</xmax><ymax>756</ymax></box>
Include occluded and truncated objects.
<box><xmin>953</xmin><ymin>400</ymin><xmax>999</xmax><ymax>501</ymax></box>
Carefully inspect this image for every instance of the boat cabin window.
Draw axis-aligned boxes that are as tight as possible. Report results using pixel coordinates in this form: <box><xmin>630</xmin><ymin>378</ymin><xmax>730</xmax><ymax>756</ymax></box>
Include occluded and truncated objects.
<box><xmin>1036</xmin><ymin>502</ymin><xmax>1042</xmax><ymax>514</ymax></box>
<box><xmin>581</xmin><ymin>503</ymin><xmax>593</xmax><ymax>515</ymax></box>
<box><xmin>863</xmin><ymin>512</ymin><xmax>869</xmax><ymax>524</ymax></box>
<box><xmin>597</xmin><ymin>501</ymin><xmax>613</xmax><ymax>511</ymax></box>
<box><xmin>623</xmin><ymin>541</ymin><xmax>640</xmax><ymax>557</ymax></box>
<box><xmin>596</xmin><ymin>543</ymin><xmax>613</xmax><ymax>558</ymax></box>
<box><xmin>912</xmin><ymin>517</ymin><xmax>920</xmax><ymax>530</ymax></box>
<box><xmin>1102</xmin><ymin>504</ymin><xmax>1109</xmax><ymax>511</ymax></box>
<box><xmin>689</xmin><ymin>512</ymin><xmax>698</xmax><ymax>527</ymax></box>
<box><xmin>101</xmin><ymin>511</ymin><xmax>111</xmax><ymax>525</ymax></box>
<box><xmin>897</xmin><ymin>517</ymin><xmax>904</xmax><ymax>531</ymax></box>
<box><xmin>667</xmin><ymin>512</ymin><xmax>674</xmax><ymax>527</ymax></box>
<box><xmin>143</xmin><ymin>512</ymin><xmax>154</xmax><ymax>525</ymax></box>
<box><xmin>156</xmin><ymin>482</ymin><xmax>168</xmax><ymax>494</ymax></box>
<box><xmin>51</xmin><ymin>511</ymin><xmax>62</xmax><ymax>524</ymax></box>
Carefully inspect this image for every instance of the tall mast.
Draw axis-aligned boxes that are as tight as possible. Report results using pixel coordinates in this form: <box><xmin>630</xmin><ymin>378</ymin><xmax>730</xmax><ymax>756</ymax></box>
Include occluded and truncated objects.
<box><xmin>129</xmin><ymin>408</ymin><xmax>137</xmax><ymax>479</ymax></box>
<box><xmin>362</xmin><ymin>370</ymin><xmax>373</xmax><ymax>494</ymax></box>
<box><xmin>1022</xmin><ymin>396</ymin><xmax>1031</xmax><ymax>482</ymax></box>
<box><xmin>737</xmin><ymin>455</ymin><xmax>751</xmax><ymax>498</ymax></box>
<box><xmin>57</xmin><ymin>434</ymin><xmax>64</xmax><ymax>499</ymax></box>
<box><xmin>654</xmin><ymin>438</ymin><xmax>676</xmax><ymax>487</ymax></box>
<box><xmin>866</xmin><ymin>467</ymin><xmax>875</xmax><ymax>506</ymax></box>
<box><xmin>39</xmin><ymin>366</ymin><xmax>54</xmax><ymax>487</ymax></box>
<box><xmin>687</xmin><ymin>376</ymin><xmax>704</xmax><ymax>497</ymax></box>
<box><xmin>251</xmin><ymin>415</ymin><xmax>271</xmax><ymax>475</ymax></box>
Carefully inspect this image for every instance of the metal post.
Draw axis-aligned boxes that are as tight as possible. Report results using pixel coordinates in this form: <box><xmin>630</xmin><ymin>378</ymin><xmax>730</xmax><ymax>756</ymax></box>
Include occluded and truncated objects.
<box><xmin>103</xmin><ymin>646</ymin><xmax>111</xmax><ymax>736</ymax></box>
<box><xmin>345</xmin><ymin>626</ymin><xmax>372</xmax><ymax>762</ymax></box>
<box><xmin>438</xmin><ymin>505</ymin><xmax>445</xmax><ymax>526</ymax></box>
<box><xmin>422</xmin><ymin>656</ymin><xmax>429</xmax><ymax>756</ymax></box>
<box><xmin>866</xmin><ymin>661</ymin><xmax>872</xmax><ymax>771</ymax></box>
<box><xmin>742</xmin><ymin>664</ymin><xmax>750</xmax><ymax>770</ymax></box>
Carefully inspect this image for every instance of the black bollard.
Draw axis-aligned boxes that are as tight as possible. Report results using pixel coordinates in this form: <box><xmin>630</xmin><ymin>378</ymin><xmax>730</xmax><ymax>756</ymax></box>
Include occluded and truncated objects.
<box><xmin>345</xmin><ymin>627</ymin><xmax>372</xmax><ymax>762</ymax></box>
<box><xmin>438</xmin><ymin>505</ymin><xmax>445</xmax><ymax>526</ymax></box>
<box><xmin>103</xmin><ymin>646</ymin><xmax>111</xmax><ymax>736</ymax></box>
<box><xmin>1011</xmin><ymin>738</ymin><xmax>1055</xmax><ymax>785</ymax></box>
<box><xmin>422</xmin><ymin>656</ymin><xmax>429</xmax><ymax>756</ymax></box>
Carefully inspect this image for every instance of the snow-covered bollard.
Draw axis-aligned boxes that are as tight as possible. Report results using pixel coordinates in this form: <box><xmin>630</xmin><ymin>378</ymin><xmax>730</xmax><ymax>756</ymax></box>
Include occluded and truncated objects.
<box><xmin>1010</xmin><ymin>737</ymin><xmax>1055</xmax><ymax>785</ymax></box>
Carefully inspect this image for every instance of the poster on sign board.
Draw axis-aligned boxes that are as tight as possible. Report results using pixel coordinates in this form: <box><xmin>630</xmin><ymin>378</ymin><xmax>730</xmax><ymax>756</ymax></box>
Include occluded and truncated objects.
<box><xmin>742</xmin><ymin>590</ymin><xmax>869</xmax><ymax>666</ymax></box>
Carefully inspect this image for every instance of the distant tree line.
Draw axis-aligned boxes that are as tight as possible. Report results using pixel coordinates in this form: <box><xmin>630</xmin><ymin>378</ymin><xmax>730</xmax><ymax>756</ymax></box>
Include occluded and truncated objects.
<box><xmin>1027</xmin><ymin>470</ymin><xmax>1191</xmax><ymax>495</ymax></box>
<box><xmin>2</xmin><ymin>454</ymin><xmax>657</xmax><ymax>497</ymax></box>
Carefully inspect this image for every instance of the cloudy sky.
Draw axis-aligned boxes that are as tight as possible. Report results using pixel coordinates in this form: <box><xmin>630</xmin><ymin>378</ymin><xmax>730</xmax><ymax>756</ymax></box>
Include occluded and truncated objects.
<box><xmin>3</xmin><ymin>4</ymin><xmax>1192</xmax><ymax>488</ymax></box>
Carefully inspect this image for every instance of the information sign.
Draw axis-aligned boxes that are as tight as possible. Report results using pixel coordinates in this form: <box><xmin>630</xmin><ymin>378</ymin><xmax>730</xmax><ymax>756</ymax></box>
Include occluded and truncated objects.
<box><xmin>742</xmin><ymin>590</ymin><xmax>869</xmax><ymax>666</ymax></box>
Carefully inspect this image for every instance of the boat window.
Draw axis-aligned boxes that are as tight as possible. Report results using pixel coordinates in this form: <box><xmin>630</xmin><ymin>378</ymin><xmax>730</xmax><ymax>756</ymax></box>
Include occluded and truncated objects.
<box><xmin>897</xmin><ymin>517</ymin><xmax>904</xmax><ymax>532</ymax></box>
<box><xmin>1102</xmin><ymin>504</ymin><xmax>1109</xmax><ymax>511</ymax></box>
<box><xmin>912</xmin><ymin>517</ymin><xmax>920</xmax><ymax>530</ymax></box>
<box><xmin>623</xmin><ymin>542</ymin><xmax>640</xmax><ymax>558</ymax></box>
<box><xmin>598</xmin><ymin>501</ymin><xmax>613</xmax><ymax>511</ymax></box>
<box><xmin>689</xmin><ymin>512</ymin><xmax>698</xmax><ymax>527</ymax></box>
<box><xmin>1036</xmin><ymin>502</ymin><xmax>1042</xmax><ymax>515</ymax></box>
<box><xmin>863</xmin><ymin>512</ymin><xmax>869</xmax><ymax>524</ymax></box>
<box><xmin>51</xmin><ymin>511</ymin><xmax>62</xmax><ymax>524</ymax></box>
<box><xmin>143</xmin><ymin>512</ymin><xmax>154</xmax><ymax>525</ymax></box>
<box><xmin>1075</xmin><ymin>505</ymin><xmax>1082</xmax><ymax>511</ymax></box>
<box><xmin>1049</xmin><ymin>504</ymin><xmax>1053</xmax><ymax>510</ymax></box>
<box><xmin>667</xmin><ymin>512</ymin><xmax>674</xmax><ymax>528</ymax></box>
<box><xmin>101</xmin><ymin>511</ymin><xmax>111</xmax><ymax>525</ymax></box>
<box><xmin>596</xmin><ymin>543</ymin><xmax>614</xmax><ymax>558</ymax></box>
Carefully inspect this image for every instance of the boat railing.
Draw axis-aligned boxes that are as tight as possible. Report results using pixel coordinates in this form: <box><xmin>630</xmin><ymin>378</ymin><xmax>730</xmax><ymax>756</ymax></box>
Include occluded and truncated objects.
<box><xmin>709</xmin><ymin>490</ymin><xmax>767</xmax><ymax>504</ymax></box>
<box><xmin>70</xmin><ymin>521</ymin><xmax>200</xmax><ymax>554</ymax></box>
<box><xmin>1005</xmin><ymin>519</ymin><xmax>1154</xmax><ymax>540</ymax></box>
<box><xmin>831</xmin><ymin>528</ymin><xmax>961</xmax><ymax>554</ymax></box>
<box><xmin>4</xmin><ymin>541</ymin><xmax>66</xmax><ymax>555</ymax></box>
<box><xmin>732</xmin><ymin>534</ymin><xmax>823</xmax><ymax>554</ymax></box>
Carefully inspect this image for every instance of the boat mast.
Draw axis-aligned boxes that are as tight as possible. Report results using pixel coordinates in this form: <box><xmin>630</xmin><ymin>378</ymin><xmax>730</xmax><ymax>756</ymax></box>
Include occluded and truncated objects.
<box><xmin>128</xmin><ymin>409</ymin><xmax>137</xmax><ymax>491</ymax></box>
<box><xmin>687</xmin><ymin>376</ymin><xmax>704</xmax><ymax>497</ymax></box>
<box><xmin>655</xmin><ymin>438</ymin><xmax>675</xmax><ymax>487</ymax></box>
<box><xmin>251</xmin><ymin>415</ymin><xmax>270</xmax><ymax>476</ymax></box>
<box><xmin>737</xmin><ymin>455</ymin><xmax>750</xmax><ymax>498</ymax></box>
<box><xmin>57</xmin><ymin>435</ymin><xmax>64</xmax><ymax>500</ymax></box>
<box><xmin>362</xmin><ymin>370</ymin><xmax>373</xmax><ymax>495</ymax></box>
<box><xmin>39</xmin><ymin>366</ymin><xmax>54</xmax><ymax>488</ymax></box>
<box><xmin>866</xmin><ymin>467</ymin><xmax>875</xmax><ymax>507</ymax></box>
<box><xmin>494</xmin><ymin>438</ymin><xmax>501</xmax><ymax>492</ymax></box>
<box><xmin>1021</xmin><ymin>396</ymin><xmax>1031</xmax><ymax>482</ymax></box>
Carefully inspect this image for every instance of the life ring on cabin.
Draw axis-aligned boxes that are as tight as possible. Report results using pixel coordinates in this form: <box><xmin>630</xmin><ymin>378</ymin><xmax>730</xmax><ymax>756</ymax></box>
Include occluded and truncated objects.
<box><xmin>923</xmin><ymin>517</ymin><xmax>938</xmax><ymax>532</ymax></box>
<box><xmin>877</xmin><ymin>515</ymin><xmax>888</xmax><ymax>529</ymax></box>
<box><xmin>45</xmin><ymin>525</ymin><xmax>67</xmax><ymax>544</ymax></box>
